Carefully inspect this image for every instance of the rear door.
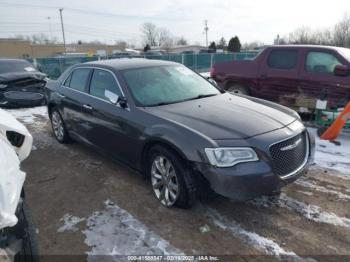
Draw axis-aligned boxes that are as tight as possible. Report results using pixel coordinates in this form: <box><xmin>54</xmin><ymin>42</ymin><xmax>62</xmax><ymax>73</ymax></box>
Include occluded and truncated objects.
<box><xmin>258</xmin><ymin>48</ymin><xmax>300</xmax><ymax>106</ymax></box>
<box><xmin>80</xmin><ymin>68</ymin><xmax>133</xmax><ymax>163</ymax></box>
<box><xmin>299</xmin><ymin>49</ymin><xmax>350</xmax><ymax>108</ymax></box>
<box><xmin>59</xmin><ymin>68</ymin><xmax>92</xmax><ymax>137</ymax></box>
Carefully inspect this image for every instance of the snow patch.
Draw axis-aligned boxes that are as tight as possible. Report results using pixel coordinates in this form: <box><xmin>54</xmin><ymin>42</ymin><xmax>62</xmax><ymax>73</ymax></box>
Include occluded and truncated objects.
<box><xmin>251</xmin><ymin>194</ymin><xmax>350</xmax><ymax>228</ymax></box>
<box><xmin>295</xmin><ymin>178</ymin><xmax>350</xmax><ymax>200</ymax></box>
<box><xmin>57</xmin><ymin>200</ymin><xmax>183</xmax><ymax>260</ymax></box>
<box><xmin>309</xmin><ymin>128</ymin><xmax>350</xmax><ymax>176</ymax></box>
<box><xmin>5</xmin><ymin>106</ymin><xmax>48</xmax><ymax>131</ymax></box>
<box><xmin>296</xmin><ymin>190</ymin><xmax>314</xmax><ymax>196</ymax></box>
<box><xmin>83</xmin><ymin>200</ymin><xmax>183</xmax><ymax>259</ymax></box>
<box><xmin>57</xmin><ymin>214</ymin><xmax>85</xmax><ymax>233</ymax></box>
<box><xmin>205</xmin><ymin>207</ymin><xmax>298</xmax><ymax>257</ymax></box>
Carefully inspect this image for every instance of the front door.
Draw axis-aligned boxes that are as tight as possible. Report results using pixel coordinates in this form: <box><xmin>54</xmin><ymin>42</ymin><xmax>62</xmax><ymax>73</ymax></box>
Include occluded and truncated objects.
<box><xmin>299</xmin><ymin>49</ymin><xmax>350</xmax><ymax>109</ymax></box>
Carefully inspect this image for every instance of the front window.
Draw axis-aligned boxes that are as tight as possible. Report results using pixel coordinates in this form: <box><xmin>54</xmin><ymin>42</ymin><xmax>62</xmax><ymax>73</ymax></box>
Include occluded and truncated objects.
<box><xmin>89</xmin><ymin>69</ymin><xmax>122</xmax><ymax>101</ymax></box>
<box><xmin>306</xmin><ymin>52</ymin><xmax>342</xmax><ymax>74</ymax></box>
<box><xmin>121</xmin><ymin>65</ymin><xmax>220</xmax><ymax>107</ymax></box>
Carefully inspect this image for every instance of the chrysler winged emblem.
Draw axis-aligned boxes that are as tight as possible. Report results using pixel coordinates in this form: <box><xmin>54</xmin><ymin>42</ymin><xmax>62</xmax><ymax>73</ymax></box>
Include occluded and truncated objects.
<box><xmin>280</xmin><ymin>138</ymin><xmax>302</xmax><ymax>151</ymax></box>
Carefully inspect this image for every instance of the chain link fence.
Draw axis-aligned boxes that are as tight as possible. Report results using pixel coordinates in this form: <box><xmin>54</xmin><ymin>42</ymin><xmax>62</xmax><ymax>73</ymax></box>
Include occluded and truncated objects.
<box><xmin>30</xmin><ymin>52</ymin><xmax>258</xmax><ymax>79</ymax></box>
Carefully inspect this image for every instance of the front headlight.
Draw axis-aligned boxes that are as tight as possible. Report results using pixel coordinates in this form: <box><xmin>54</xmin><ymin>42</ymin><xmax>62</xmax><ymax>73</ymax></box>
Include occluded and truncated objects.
<box><xmin>0</xmin><ymin>84</ymin><xmax>7</xmax><ymax>89</ymax></box>
<box><xmin>205</xmin><ymin>147</ymin><xmax>259</xmax><ymax>167</ymax></box>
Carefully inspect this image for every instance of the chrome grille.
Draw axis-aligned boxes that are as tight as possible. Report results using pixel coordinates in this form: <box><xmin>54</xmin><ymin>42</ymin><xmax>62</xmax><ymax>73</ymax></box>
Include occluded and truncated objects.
<box><xmin>269</xmin><ymin>131</ymin><xmax>308</xmax><ymax>177</ymax></box>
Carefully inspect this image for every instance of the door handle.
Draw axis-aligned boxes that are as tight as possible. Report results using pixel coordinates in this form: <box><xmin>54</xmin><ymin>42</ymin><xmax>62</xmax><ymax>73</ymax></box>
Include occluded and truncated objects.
<box><xmin>260</xmin><ymin>74</ymin><xmax>267</xmax><ymax>79</ymax></box>
<box><xmin>56</xmin><ymin>92</ymin><xmax>65</xmax><ymax>99</ymax></box>
<box><xmin>83</xmin><ymin>104</ymin><xmax>93</xmax><ymax>111</ymax></box>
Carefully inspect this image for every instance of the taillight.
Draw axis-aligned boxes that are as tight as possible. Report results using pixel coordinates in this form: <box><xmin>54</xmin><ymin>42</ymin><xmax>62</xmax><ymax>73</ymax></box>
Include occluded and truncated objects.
<box><xmin>210</xmin><ymin>67</ymin><xmax>216</xmax><ymax>78</ymax></box>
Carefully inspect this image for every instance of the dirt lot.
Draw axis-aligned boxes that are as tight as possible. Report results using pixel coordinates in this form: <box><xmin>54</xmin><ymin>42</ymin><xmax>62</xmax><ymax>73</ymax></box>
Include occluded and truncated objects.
<box><xmin>11</xmin><ymin>107</ymin><xmax>350</xmax><ymax>261</ymax></box>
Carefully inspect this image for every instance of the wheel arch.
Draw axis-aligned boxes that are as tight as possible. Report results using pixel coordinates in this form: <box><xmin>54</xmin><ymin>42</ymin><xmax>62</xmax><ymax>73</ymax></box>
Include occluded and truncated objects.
<box><xmin>141</xmin><ymin>138</ymin><xmax>191</xmax><ymax>175</ymax></box>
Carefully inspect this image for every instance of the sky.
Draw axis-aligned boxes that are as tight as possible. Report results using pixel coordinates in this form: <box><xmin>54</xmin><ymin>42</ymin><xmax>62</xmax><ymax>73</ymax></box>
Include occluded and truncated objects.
<box><xmin>0</xmin><ymin>0</ymin><xmax>349</xmax><ymax>47</ymax></box>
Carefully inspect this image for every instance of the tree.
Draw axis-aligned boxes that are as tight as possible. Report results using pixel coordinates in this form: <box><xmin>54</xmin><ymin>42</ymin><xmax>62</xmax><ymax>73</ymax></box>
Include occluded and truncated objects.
<box><xmin>333</xmin><ymin>13</ymin><xmax>350</xmax><ymax>47</ymax></box>
<box><xmin>143</xmin><ymin>44</ymin><xmax>151</xmax><ymax>52</ymax></box>
<box><xmin>176</xmin><ymin>36</ymin><xmax>188</xmax><ymax>46</ymax></box>
<box><xmin>228</xmin><ymin>36</ymin><xmax>241</xmax><ymax>52</ymax></box>
<box><xmin>158</xmin><ymin>27</ymin><xmax>172</xmax><ymax>47</ymax></box>
<box><xmin>217</xmin><ymin>37</ymin><xmax>226</xmax><ymax>49</ymax></box>
<box><xmin>115</xmin><ymin>40</ymin><xmax>128</xmax><ymax>50</ymax></box>
<box><xmin>209</xmin><ymin>41</ymin><xmax>216</xmax><ymax>51</ymax></box>
<box><xmin>141</xmin><ymin>22</ymin><xmax>158</xmax><ymax>46</ymax></box>
<box><xmin>242</xmin><ymin>41</ymin><xmax>264</xmax><ymax>50</ymax></box>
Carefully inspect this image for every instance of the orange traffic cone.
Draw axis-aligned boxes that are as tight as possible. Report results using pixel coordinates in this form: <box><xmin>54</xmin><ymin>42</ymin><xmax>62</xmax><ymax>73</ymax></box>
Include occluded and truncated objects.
<box><xmin>320</xmin><ymin>101</ymin><xmax>350</xmax><ymax>141</ymax></box>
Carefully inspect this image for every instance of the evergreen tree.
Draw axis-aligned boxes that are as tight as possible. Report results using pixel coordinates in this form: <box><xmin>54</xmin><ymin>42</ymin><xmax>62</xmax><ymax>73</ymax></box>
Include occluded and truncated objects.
<box><xmin>228</xmin><ymin>36</ymin><xmax>241</xmax><ymax>52</ymax></box>
<box><xmin>209</xmin><ymin>41</ymin><xmax>216</xmax><ymax>51</ymax></box>
<box><xmin>143</xmin><ymin>44</ymin><xmax>151</xmax><ymax>52</ymax></box>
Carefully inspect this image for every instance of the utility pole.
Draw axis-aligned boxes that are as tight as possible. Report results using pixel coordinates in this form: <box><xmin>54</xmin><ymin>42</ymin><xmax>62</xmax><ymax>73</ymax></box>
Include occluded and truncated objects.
<box><xmin>47</xmin><ymin>16</ymin><xmax>52</xmax><ymax>42</ymax></box>
<box><xmin>204</xmin><ymin>20</ymin><xmax>209</xmax><ymax>47</ymax></box>
<box><xmin>59</xmin><ymin>8</ymin><xmax>66</xmax><ymax>54</ymax></box>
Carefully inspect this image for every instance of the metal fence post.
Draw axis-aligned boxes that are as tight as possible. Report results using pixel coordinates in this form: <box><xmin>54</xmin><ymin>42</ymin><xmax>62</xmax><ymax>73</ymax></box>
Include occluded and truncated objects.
<box><xmin>210</xmin><ymin>53</ymin><xmax>214</xmax><ymax>68</ymax></box>
<box><xmin>181</xmin><ymin>54</ymin><xmax>184</xmax><ymax>65</ymax></box>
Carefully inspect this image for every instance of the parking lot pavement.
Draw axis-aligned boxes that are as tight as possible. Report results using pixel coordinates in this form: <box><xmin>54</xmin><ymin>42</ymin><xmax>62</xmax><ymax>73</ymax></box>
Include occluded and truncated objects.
<box><xmin>7</xmin><ymin>107</ymin><xmax>350</xmax><ymax>261</ymax></box>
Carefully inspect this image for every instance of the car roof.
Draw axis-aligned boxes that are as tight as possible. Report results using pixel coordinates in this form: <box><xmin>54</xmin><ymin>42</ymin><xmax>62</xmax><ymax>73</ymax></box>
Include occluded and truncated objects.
<box><xmin>0</xmin><ymin>58</ymin><xmax>31</xmax><ymax>63</ymax></box>
<box><xmin>265</xmin><ymin>45</ymin><xmax>345</xmax><ymax>51</ymax></box>
<box><xmin>82</xmin><ymin>58</ymin><xmax>180</xmax><ymax>71</ymax></box>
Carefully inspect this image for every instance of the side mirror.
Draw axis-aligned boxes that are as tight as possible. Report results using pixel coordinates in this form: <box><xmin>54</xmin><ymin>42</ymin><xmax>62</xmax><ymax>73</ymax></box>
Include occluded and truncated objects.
<box><xmin>334</xmin><ymin>64</ymin><xmax>349</xmax><ymax>77</ymax></box>
<box><xmin>117</xmin><ymin>96</ymin><xmax>128</xmax><ymax>109</ymax></box>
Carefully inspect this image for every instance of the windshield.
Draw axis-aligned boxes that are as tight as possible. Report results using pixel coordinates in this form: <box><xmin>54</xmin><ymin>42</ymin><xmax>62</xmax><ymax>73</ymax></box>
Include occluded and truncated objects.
<box><xmin>121</xmin><ymin>65</ymin><xmax>220</xmax><ymax>106</ymax></box>
<box><xmin>0</xmin><ymin>60</ymin><xmax>37</xmax><ymax>74</ymax></box>
<box><xmin>337</xmin><ymin>47</ymin><xmax>350</xmax><ymax>62</ymax></box>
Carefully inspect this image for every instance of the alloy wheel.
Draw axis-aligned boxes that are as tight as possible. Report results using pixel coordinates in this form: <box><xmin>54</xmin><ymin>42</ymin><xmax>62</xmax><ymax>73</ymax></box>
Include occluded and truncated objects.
<box><xmin>51</xmin><ymin>111</ymin><xmax>64</xmax><ymax>141</ymax></box>
<box><xmin>151</xmin><ymin>155</ymin><xmax>179</xmax><ymax>207</ymax></box>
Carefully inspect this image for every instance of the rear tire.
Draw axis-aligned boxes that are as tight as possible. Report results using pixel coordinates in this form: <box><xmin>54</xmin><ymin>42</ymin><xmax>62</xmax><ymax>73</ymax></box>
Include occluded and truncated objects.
<box><xmin>15</xmin><ymin>202</ymin><xmax>39</xmax><ymax>262</ymax></box>
<box><xmin>227</xmin><ymin>85</ymin><xmax>250</xmax><ymax>95</ymax></box>
<box><xmin>148</xmin><ymin>145</ymin><xmax>197</xmax><ymax>208</ymax></box>
<box><xmin>50</xmin><ymin>108</ymin><xmax>70</xmax><ymax>143</ymax></box>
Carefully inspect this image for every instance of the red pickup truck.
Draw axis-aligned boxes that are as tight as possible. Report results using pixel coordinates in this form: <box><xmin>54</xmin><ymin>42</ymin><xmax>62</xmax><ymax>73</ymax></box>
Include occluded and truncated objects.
<box><xmin>210</xmin><ymin>45</ymin><xmax>350</xmax><ymax>111</ymax></box>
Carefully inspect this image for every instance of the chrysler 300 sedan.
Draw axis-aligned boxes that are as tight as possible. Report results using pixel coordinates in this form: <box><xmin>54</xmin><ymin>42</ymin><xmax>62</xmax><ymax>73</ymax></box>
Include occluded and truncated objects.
<box><xmin>46</xmin><ymin>58</ymin><xmax>315</xmax><ymax>208</ymax></box>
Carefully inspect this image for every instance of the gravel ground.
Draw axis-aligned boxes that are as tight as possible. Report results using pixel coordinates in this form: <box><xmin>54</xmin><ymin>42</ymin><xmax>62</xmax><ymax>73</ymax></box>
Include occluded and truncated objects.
<box><xmin>7</xmin><ymin>107</ymin><xmax>350</xmax><ymax>261</ymax></box>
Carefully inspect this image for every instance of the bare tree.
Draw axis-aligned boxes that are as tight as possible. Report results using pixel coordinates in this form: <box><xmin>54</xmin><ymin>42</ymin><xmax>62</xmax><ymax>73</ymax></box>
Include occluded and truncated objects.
<box><xmin>158</xmin><ymin>27</ymin><xmax>171</xmax><ymax>47</ymax></box>
<box><xmin>333</xmin><ymin>13</ymin><xmax>350</xmax><ymax>47</ymax></box>
<box><xmin>141</xmin><ymin>22</ymin><xmax>158</xmax><ymax>46</ymax></box>
<box><xmin>114</xmin><ymin>40</ymin><xmax>128</xmax><ymax>50</ymax></box>
<box><xmin>176</xmin><ymin>36</ymin><xmax>188</xmax><ymax>46</ymax></box>
<box><xmin>242</xmin><ymin>41</ymin><xmax>265</xmax><ymax>50</ymax></box>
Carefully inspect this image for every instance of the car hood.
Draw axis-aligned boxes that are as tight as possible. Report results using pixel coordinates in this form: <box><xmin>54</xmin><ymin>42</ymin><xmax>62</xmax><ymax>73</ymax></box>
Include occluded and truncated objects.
<box><xmin>0</xmin><ymin>71</ymin><xmax>46</xmax><ymax>82</ymax></box>
<box><xmin>146</xmin><ymin>93</ymin><xmax>297</xmax><ymax>139</ymax></box>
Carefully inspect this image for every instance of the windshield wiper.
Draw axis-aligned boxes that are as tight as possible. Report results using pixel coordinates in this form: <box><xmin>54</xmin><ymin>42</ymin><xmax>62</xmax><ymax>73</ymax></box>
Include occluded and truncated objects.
<box><xmin>186</xmin><ymin>93</ymin><xmax>218</xmax><ymax>101</ymax></box>
<box><xmin>147</xmin><ymin>94</ymin><xmax>218</xmax><ymax>107</ymax></box>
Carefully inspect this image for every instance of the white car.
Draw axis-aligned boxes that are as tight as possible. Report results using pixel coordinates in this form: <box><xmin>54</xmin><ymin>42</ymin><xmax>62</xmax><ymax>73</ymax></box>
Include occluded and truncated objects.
<box><xmin>0</xmin><ymin>109</ymin><xmax>38</xmax><ymax>261</ymax></box>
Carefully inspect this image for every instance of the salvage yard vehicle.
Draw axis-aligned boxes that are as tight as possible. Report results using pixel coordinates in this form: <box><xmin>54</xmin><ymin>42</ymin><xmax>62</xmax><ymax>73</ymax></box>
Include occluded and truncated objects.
<box><xmin>0</xmin><ymin>59</ymin><xmax>47</xmax><ymax>108</ymax></box>
<box><xmin>46</xmin><ymin>58</ymin><xmax>315</xmax><ymax>208</ymax></box>
<box><xmin>0</xmin><ymin>109</ymin><xmax>38</xmax><ymax>261</ymax></box>
<box><xmin>210</xmin><ymin>45</ymin><xmax>350</xmax><ymax>112</ymax></box>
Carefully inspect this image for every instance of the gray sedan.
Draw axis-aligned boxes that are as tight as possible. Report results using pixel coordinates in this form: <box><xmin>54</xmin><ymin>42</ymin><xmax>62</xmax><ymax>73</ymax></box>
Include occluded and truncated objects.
<box><xmin>45</xmin><ymin>58</ymin><xmax>315</xmax><ymax>208</ymax></box>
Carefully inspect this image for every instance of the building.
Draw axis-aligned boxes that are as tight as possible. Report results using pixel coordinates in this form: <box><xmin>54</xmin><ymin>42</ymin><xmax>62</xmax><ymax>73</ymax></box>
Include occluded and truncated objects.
<box><xmin>0</xmin><ymin>38</ymin><xmax>126</xmax><ymax>58</ymax></box>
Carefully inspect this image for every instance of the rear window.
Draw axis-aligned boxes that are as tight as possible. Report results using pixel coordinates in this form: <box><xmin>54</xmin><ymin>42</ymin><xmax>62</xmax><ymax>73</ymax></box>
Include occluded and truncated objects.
<box><xmin>68</xmin><ymin>68</ymin><xmax>91</xmax><ymax>92</ymax></box>
<box><xmin>0</xmin><ymin>60</ymin><xmax>37</xmax><ymax>74</ymax></box>
<box><xmin>267</xmin><ymin>50</ymin><xmax>298</xmax><ymax>70</ymax></box>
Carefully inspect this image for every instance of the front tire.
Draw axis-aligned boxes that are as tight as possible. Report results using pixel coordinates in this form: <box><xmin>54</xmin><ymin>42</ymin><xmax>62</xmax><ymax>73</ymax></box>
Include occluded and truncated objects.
<box><xmin>148</xmin><ymin>145</ymin><xmax>197</xmax><ymax>208</ymax></box>
<box><xmin>227</xmin><ymin>84</ymin><xmax>250</xmax><ymax>95</ymax></box>
<box><xmin>50</xmin><ymin>108</ymin><xmax>70</xmax><ymax>143</ymax></box>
